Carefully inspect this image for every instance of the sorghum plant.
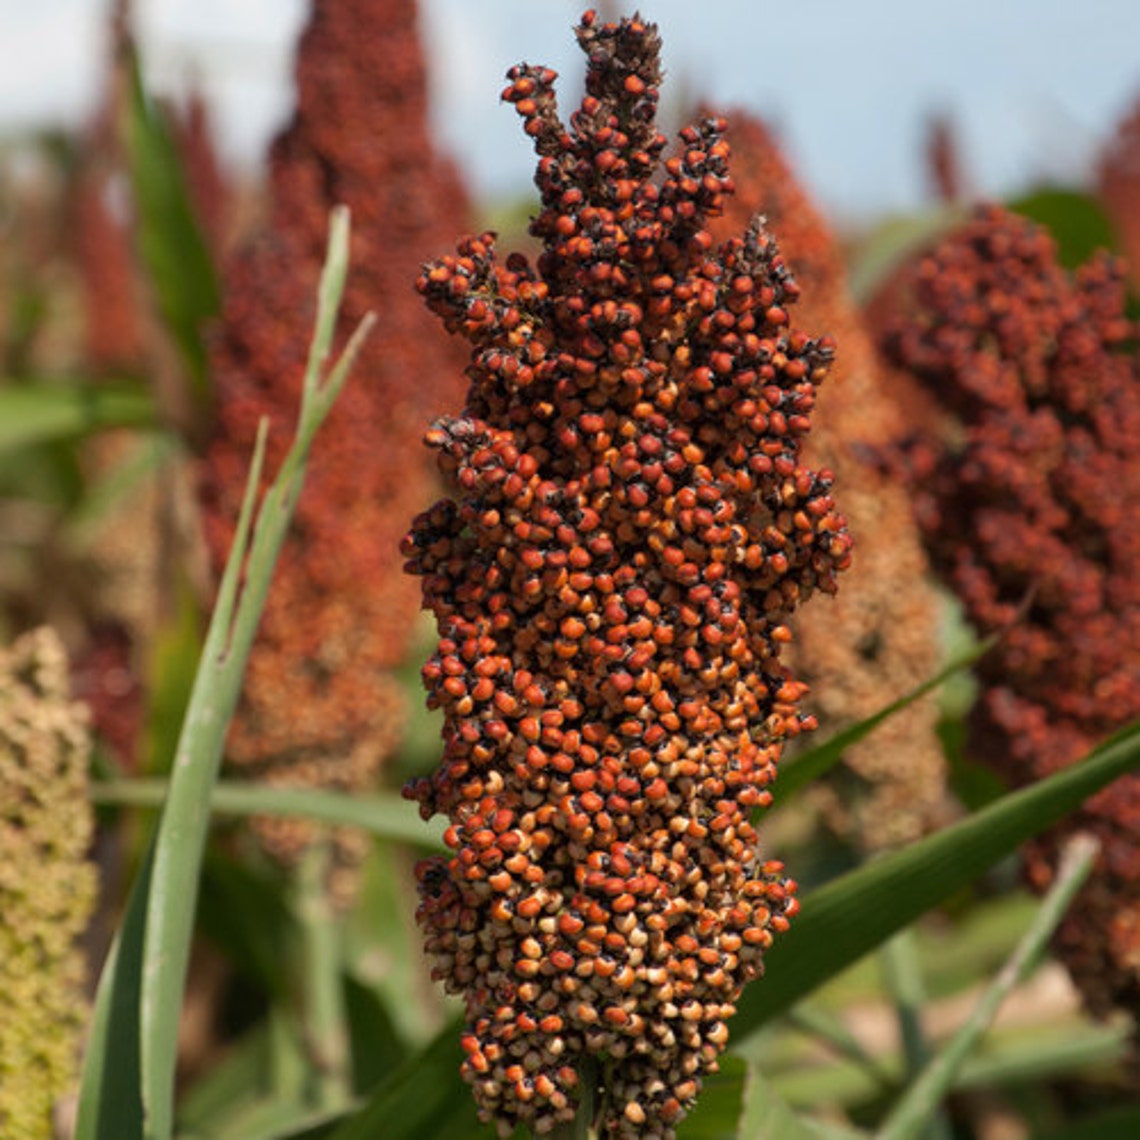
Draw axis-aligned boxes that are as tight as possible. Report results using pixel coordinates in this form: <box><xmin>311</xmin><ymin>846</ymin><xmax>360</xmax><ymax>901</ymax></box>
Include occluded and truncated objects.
<box><xmin>0</xmin><ymin>628</ymin><xmax>96</xmax><ymax>1137</ymax></box>
<box><xmin>200</xmin><ymin>0</ymin><xmax>468</xmax><ymax>902</ymax></box>
<box><xmin>884</xmin><ymin>204</ymin><xmax>1140</xmax><ymax>1019</ymax></box>
<box><xmin>403</xmin><ymin>11</ymin><xmax>850</xmax><ymax>1136</ymax></box>
<box><xmin>710</xmin><ymin>111</ymin><xmax>946</xmax><ymax>850</ymax></box>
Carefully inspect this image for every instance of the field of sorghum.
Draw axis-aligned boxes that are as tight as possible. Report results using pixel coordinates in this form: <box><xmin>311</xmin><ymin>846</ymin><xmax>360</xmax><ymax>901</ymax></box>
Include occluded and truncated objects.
<box><xmin>4</xmin><ymin>4</ymin><xmax>1140</xmax><ymax>1139</ymax></box>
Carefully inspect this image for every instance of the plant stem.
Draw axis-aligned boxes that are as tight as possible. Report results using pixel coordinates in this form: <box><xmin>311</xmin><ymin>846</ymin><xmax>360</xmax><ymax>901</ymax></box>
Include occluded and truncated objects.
<box><xmin>876</xmin><ymin>833</ymin><xmax>1100</xmax><ymax>1140</ymax></box>
<box><xmin>295</xmin><ymin>841</ymin><xmax>352</xmax><ymax>1110</ymax></box>
<box><xmin>879</xmin><ymin>928</ymin><xmax>951</xmax><ymax>1140</ymax></box>
<box><xmin>268</xmin><ymin>1006</ymin><xmax>306</xmax><ymax>1105</ymax></box>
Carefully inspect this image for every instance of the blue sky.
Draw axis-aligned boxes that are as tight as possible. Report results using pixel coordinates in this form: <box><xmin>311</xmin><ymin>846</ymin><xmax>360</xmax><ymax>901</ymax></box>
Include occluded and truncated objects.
<box><xmin>4</xmin><ymin>0</ymin><xmax>1139</xmax><ymax>222</ymax></box>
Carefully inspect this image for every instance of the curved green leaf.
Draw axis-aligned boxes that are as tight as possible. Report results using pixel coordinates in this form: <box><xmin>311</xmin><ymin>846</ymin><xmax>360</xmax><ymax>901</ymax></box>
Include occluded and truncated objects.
<box><xmin>778</xmin><ymin>633</ymin><xmax>996</xmax><ymax>801</ymax></box>
<box><xmin>74</xmin><ymin>845</ymin><xmax>153</xmax><ymax>1140</ymax></box>
<box><xmin>735</xmin><ymin>720</ymin><xmax>1140</xmax><ymax>1035</ymax></box>
<box><xmin>877</xmin><ymin>835</ymin><xmax>1098</xmax><ymax>1140</ymax></box>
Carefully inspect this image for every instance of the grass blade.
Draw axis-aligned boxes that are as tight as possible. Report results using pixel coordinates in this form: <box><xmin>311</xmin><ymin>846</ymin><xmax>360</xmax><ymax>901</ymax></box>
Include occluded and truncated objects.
<box><xmin>877</xmin><ymin>835</ymin><xmax>1099</xmax><ymax>1140</ymax></box>
<box><xmin>74</xmin><ymin>844</ymin><xmax>154</xmax><ymax>1140</ymax></box>
<box><xmin>75</xmin><ymin>208</ymin><xmax>370</xmax><ymax>1140</ymax></box>
<box><xmin>89</xmin><ymin>779</ymin><xmax>445</xmax><ymax>849</ymax></box>
<box><xmin>123</xmin><ymin>43</ymin><xmax>220</xmax><ymax>401</ymax></box>
<box><xmin>0</xmin><ymin>382</ymin><xmax>153</xmax><ymax>452</ymax></box>
<box><xmin>735</xmin><ymin>719</ymin><xmax>1140</xmax><ymax>1035</ymax></box>
<box><xmin>778</xmin><ymin>633</ymin><xmax>997</xmax><ymax>801</ymax></box>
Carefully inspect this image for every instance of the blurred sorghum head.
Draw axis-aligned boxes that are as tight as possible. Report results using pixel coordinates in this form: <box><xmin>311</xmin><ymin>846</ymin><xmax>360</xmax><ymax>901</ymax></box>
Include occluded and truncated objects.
<box><xmin>709</xmin><ymin>111</ymin><xmax>947</xmax><ymax>851</ymax></box>
<box><xmin>1100</xmin><ymin>93</ymin><xmax>1140</xmax><ymax>296</ymax></box>
<box><xmin>0</xmin><ymin>628</ymin><xmax>96</xmax><ymax>1137</ymax></box>
<box><xmin>402</xmin><ymin>12</ymin><xmax>851</xmax><ymax>1136</ymax></box>
<box><xmin>884</xmin><ymin>204</ymin><xmax>1140</xmax><ymax>1018</ymax></box>
<box><xmin>198</xmin><ymin>0</ymin><xmax>469</xmax><ymax>902</ymax></box>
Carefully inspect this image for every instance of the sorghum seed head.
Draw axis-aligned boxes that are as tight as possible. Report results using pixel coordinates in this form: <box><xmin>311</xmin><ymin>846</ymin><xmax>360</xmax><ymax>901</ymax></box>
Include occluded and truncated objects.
<box><xmin>883</xmin><ymin>204</ymin><xmax>1140</xmax><ymax>1020</ymax></box>
<box><xmin>405</xmin><ymin>11</ymin><xmax>848</xmax><ymax>1138</ymax></box>
<box><xmin>198</xmin><ymin>0</ymin><xmax>468</xmax><ymax>904</ymax></box>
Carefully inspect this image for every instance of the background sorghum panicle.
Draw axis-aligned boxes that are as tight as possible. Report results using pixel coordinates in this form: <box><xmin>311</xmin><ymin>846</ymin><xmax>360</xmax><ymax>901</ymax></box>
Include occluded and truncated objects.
<box><xmin>198</xmin><ymin>0</ymin><xmax>469</xmax><ymax>903</ymax></box>
<box><xmin>884</xmin><ymin>204</ymin><xmax>1140</xmax><ymax>1020</ymax></box>
<box><xmin>403</xmin><ymin>11</ymin><xmax>851</xmax><ymax>1137</ymax></box>
<box><xmin>710</xmin><ymin>110</ymin><xmax>948</xmax><ymax>851</ymax></box>
<box><xmin>1100</xmin><ymin>92</ymin><xmax>1140</xmax><ymax>297</ymax></box>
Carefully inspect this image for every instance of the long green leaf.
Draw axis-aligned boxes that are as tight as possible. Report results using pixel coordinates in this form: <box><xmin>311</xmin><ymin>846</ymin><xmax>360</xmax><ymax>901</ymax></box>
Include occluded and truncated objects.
<box><xmin>123</xmin><ymin>43</ymin><xmax>220</xmax><ymax>401</ymax></box>
<box><xmin>734</xmin><ymin>720</ymin><xmax>1140</xmax><ymax>1035</ymax></box>
<box><xmin>74</xmin><ymin>208</ymin><xmax>370</xmax><ymax>1140</ymax></box>
<box><xmin>877</xmin><ymin>835</ymin><xmax>1098</xmax><ymax>1140</ymax></box>
<box><xmin>0</xmin><ymin>383</ymin><xmax>153</xmax><ymax>452</ymax></box>
<box><xmin>772</xmin><ymin>1021</ymin><xmax>1126</xmax><ymax>1110</ymax></box>
<box><xmin>137</xmin><ymin>405</ymin><xmax>268</xmax><ymax>1140</ymax></box>
<box><xmin>139</xmin><ymin>210</ymin><xmax>371</xmax><ymax>1139</ymax></box>
<box><xmin>74</xmin><ymin>845</ymin><xmax>154</xmax><ymax>1140</ymax></box>
<box><xmin>778</xmin><ymin>633</ymin><xmax>996</xmax><ymax>801</ymax></box>
<box><xmin>89</xmin><ymin>779</ymin><xmax>445</xmax><ymax>849</ymax></box>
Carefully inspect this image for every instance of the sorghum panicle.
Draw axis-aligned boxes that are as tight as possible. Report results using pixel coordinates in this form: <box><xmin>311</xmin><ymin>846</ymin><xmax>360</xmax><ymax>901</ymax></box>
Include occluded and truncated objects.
<box><xmin>403</xmin><ymin>12</ymin><xmax>850</xmax><ymax>1136</ymax></box>
<box><xmin>199</xmin><ymin>0</ymin><xmax>469</xmax><ymax>903</ymax></box>
<box><xmin>1100</xmin><ymin>94</ymin><xmax>1140</xmax><ymax>295</ymax></box>
<box><xmin>709</xmin><ymin>111</ymin><xmax>947</xmax><ymax>850</ymax></box>
<box><xmin>0</xmin><ymin>629</ymin><xmax>96</xmax><ymax>1138</ymax></box>
<box><xmin>884</xmin><ymin>205</ymin><xmax>1140</xmax><ymax>1018</ymax></box>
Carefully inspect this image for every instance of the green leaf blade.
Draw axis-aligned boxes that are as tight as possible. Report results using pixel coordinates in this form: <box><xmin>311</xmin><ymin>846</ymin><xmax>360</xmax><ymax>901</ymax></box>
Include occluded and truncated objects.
<box><xmin>736</xmin><ymin>720</ymin><xmax>1140</xmax><ymax>1035</ymax></box>
<box><xmin>123</xmin><ymin>45</ymin><xmax>220</xmax><ymax>401</ymax></box>
<box><xmin>0</xmin><ymin>383</ymin><xmax>154</xmax><ymax>453</ymax></box>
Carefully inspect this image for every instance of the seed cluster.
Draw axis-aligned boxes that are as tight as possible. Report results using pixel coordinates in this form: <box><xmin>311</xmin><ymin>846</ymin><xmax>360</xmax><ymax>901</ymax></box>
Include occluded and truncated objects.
<box><xmin>884</xmin><ymin>205</ymin><xmax>1140</xmax><ymax>1018</ymax></box>
<box><xmin>403</xmin><ymin>12</ymin><xmax>850</xmax><ymax>1137</ymax></box>
<box><xmin>0</xmin><ymin>628</ymin><xmax>96</xmax><ymax>1138</ymax></box>
<box><xmin>709</xmin><ymin>111</ymin><xmax>946</xmax><ymax>850</ymax></box>
<box><xmin>199</xmin><ymin>0</ymin><xmax>468</xmax><ymax>902</ymax></box>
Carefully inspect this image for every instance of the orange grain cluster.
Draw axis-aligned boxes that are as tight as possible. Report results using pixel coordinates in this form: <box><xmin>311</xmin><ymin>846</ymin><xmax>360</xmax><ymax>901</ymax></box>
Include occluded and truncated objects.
<box><xmin>710</xmin><ymin>112</ymin><xmax>947</xmax><ymax>850</ymax></box>
<box><xmin>199</xmin><ymin>0</ymin><xmax>468</xmax><ymax>901</ymax></box>
<box><xmin>402</xmin><ymin>13</ymin><xmax>850</xmax><ymax>1137</ymax></box>
<box><xmin>884</xmin><ymin>205</ymin><xmax>1140</xmax><ymax>1018</ymax></box>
